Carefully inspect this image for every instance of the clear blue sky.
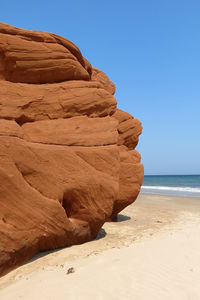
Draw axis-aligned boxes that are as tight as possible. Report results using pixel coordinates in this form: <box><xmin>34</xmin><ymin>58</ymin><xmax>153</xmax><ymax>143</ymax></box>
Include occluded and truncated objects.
<box><xmin>1</xmin><ymin>0</ymin><xmax>200</xmax><ymax>175</ymax></box>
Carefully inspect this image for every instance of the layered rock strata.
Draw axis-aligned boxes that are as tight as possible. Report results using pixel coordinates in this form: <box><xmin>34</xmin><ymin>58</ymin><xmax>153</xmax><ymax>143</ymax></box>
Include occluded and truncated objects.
<box><xmin>0</xmin><ymin>22</ymin><xmax>144</xmax><ymax>276</ymax></box>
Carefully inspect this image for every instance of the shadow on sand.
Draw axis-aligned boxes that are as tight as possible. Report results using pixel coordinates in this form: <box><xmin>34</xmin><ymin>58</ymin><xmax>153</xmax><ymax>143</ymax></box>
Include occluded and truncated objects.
<box><xmin>24</xmin><ymin>229</ymin><xmax>107</xmax><ymax>266</ymax></box>
<box><xmin>94</xmin><ymin>228</ymin><xmax>107</xmax><ymax>240</ymax></box>
<box><xmin>24</xmin><ymin>217</ymin><xmax>129</xmax><ymax>267</ymax></box>
<box><xmin>116</xmin><ymin>214</ymin><xmax>131</xmax><ymax>222</ymax></box>
<box><xmin>24</xmin><ymin>246</ymin><xmax>71</xmax><ymax>266</ymax></box>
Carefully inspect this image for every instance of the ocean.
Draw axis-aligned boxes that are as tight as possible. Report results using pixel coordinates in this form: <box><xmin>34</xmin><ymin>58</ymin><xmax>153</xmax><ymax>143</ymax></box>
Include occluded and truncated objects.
<box><xmin>141</xmin><ymin>175</ymin><xmax>200</xmax><ymax>198</ymax></box>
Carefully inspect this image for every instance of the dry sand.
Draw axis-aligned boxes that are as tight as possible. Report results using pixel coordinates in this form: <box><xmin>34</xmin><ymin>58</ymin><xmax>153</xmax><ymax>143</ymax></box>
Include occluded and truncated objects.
<box><xmin>0</xmin><ymin>193</ymin><xmax>200</xmax><ymax>299</ymax></box>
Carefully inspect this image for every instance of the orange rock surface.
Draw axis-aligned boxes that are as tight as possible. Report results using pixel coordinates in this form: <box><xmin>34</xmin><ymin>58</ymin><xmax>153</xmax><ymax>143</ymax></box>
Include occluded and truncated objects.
<box><xmin>0</xmin><ymin>22</ymin><xmax>144</xmax><ymax>276</ymax></box>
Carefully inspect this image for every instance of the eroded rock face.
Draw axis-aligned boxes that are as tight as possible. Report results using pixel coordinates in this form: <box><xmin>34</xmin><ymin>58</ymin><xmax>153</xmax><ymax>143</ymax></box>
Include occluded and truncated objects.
<box><xmin>0</xmin><ymin>22</ymin><xmax>144</xmax><ymax>276</ymax></box>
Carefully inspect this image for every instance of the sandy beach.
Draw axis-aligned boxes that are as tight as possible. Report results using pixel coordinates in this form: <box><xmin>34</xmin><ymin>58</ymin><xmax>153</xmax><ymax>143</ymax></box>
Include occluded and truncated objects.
<box><xmin>0</xmin><ymin>193</ymin><xmax>200</xmax><ymax>300</ymax></box>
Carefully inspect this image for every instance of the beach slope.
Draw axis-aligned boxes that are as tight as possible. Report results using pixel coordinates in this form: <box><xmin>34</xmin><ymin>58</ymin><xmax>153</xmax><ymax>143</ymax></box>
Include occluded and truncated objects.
<box><xmin>0</xmin><ymin>194</ymin><xmax>200</xmax><ymax>299</ymax></box>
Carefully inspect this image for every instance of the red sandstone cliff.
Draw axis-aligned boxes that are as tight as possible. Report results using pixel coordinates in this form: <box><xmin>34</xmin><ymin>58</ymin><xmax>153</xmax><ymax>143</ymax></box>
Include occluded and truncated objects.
<box><xmin>0</xmin><ymin>22</ymin><xmax>144</xmax><ymax>276</ymax></box>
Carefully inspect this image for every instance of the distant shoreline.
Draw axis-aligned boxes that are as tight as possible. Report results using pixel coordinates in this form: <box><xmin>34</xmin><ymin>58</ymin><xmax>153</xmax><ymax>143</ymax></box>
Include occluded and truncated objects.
<box><xmin>141</xmin><ymin>190</ymin><xmax>200</xmax><ymax>198</ymax></box>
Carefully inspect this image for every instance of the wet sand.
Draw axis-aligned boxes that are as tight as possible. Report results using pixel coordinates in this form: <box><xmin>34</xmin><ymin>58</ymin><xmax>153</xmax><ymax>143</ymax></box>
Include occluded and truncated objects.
<box><xmin>0</xmin><ymin>193</ymin><xmax>200</xmax><ymax>299</ymax></box>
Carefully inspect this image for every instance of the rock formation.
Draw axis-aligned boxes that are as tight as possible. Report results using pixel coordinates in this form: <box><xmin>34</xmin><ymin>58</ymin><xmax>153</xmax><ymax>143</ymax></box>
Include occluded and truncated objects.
<box><xmin>0</xmin><ymin>22</ymin><xmax>144</xmax><ymax>277</ymax></box>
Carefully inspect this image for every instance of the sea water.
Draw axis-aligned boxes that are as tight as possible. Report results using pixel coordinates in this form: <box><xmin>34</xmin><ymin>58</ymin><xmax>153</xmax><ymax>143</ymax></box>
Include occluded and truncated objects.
<box><xmin>141</xmin><ymin>175</ymin><xmax>200</xmax><ymax>197</ymax></box>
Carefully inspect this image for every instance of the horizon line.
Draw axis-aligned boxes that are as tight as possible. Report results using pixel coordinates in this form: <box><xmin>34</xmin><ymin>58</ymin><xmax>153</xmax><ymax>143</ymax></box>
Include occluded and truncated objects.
<box><xmin>144</xmin><ymin>174</ymin><xmax>200</xmax><ymax>176</ymax></box>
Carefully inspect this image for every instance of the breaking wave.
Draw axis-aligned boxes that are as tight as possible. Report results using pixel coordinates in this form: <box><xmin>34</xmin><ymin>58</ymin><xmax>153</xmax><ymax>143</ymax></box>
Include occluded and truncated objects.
<box><xmin>141</xmin><ymin>185</ymin><xmax>200</xmax><ymax>197</ymax></box>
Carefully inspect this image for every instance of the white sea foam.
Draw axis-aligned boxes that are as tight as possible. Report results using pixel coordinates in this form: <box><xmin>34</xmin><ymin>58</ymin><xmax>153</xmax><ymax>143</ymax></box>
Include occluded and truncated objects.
<box><xmin>141</xmin><ymin>186</ymin><xmax>200</xmax><ymax>193</ymax></box>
